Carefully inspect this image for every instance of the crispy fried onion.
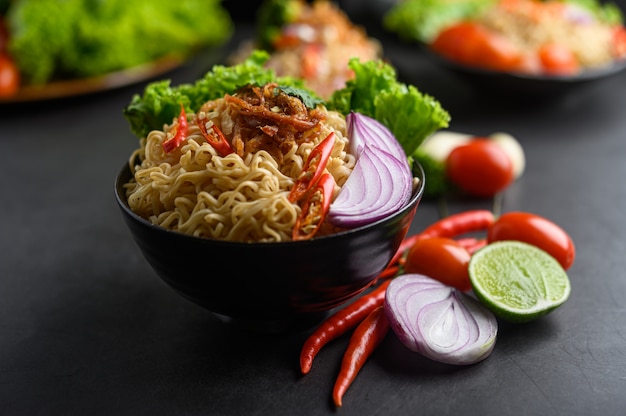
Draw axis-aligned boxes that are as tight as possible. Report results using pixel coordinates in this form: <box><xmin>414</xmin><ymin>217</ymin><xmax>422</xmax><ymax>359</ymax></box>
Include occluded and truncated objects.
<box><xmin>197</xmin><ymin>83</ymin><xmax>327</xmax><ymax>162</ymax></box>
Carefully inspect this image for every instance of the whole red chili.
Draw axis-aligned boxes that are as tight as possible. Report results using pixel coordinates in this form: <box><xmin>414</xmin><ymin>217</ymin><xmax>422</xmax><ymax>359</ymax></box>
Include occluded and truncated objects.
<box><xmin>299</xmin><ymin>279</ymin><xmax>391</xmax><ymax>374</ymax></box>
<box><xmin>292</xmin><ymin>172</ymin><xmax>335</xmax><ymax>241</ymax></box>
<box><xmin>419</xmin><ymin>209</ymin><xmax>495</xmax><ymax>239</ymax></box>
<box><xmin>162</xmin><ymin>103</ymin><xmax>188</xmax><ymax>153</ymax></box>
<box><xmin>289</xmin><ymin>132</ymin><xmax>335</xmax><ymax>203</ymax></box>
<box><xmin>332</xmin><ymin>305</ymin><xmax>390</xmax><ymax>407</ymax></box>
<box><xmin>389</xmin><ymin>210</ymin><xmax>494</xmax><ymax>267</ymax></box>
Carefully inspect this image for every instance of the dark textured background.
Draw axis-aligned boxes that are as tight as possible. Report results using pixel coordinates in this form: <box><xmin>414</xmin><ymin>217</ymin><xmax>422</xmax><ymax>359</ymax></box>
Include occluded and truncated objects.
<box><xmin>2</xmin><ymin>2</ymin><xmax>626</xmax><ymax>415</ymax></box>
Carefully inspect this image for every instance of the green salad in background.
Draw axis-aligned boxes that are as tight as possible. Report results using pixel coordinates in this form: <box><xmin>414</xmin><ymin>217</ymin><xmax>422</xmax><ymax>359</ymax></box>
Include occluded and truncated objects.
<box><xmin>1</xmin><ymin>0</ymin><xmax>233</xmax><ymax>86</ymax></box>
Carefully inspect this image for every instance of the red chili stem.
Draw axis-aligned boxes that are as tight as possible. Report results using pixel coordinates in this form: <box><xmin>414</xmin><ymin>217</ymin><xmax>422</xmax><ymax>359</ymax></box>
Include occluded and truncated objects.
<box><xmin>299</xmin><ymin>279</ymin><xmax>391</xmax><ymax>375</ymax></box>
<box><xmin>332</xmin><ymin>305</ymin><xmax>390</xmax><ymax>407</ymax></box>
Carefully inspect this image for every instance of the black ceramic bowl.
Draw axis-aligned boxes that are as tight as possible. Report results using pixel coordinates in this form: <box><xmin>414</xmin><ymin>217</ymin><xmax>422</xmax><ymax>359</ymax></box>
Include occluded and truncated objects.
<box><xmin>115</xmin><ymin>162</ymin><xmax>425</xmax><ymax>331</ymax></box>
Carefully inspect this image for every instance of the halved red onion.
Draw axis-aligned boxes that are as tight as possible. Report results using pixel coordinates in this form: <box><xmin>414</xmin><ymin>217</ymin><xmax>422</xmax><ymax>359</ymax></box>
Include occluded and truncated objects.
<box><xmin>384</xmin><ymin>274</ymin><xmax>498</xmax><ymax>365</ymax></box>
<box><xmin>327</xmin><ymin>112</ymin><xmax>413</xmax><ymax>228</ymax></box>
<box><xmin>327</xmin><ymin>144</ymin><xmax>412</xmax><ymax>227</ymax></box>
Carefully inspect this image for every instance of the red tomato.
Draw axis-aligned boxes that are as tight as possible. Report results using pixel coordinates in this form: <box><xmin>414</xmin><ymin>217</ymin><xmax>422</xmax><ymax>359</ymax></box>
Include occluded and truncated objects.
<box><xmin>487</xmin><ymin>211</ymin><xmax>576</xmax><ymax>270</ymax></box>
<box><xmin>613</xmin><ymin>26</ymin><xmax>626</xmax><ymax>58</ymax></box>
<box><xmin>445</xmin><ymin>138</ymin><xmax>515</xmax><ymax>197</ymax></box>
<box><xmin>538</xmin><ymin>43</ymin><xmax>579</xmax><ymax>75</ymax></box>
<box><xmin>431</xmin><ymin>21</ymin><xmax>527</xmax><ymax>72</ymax></box>
<box><xmin>0</xmin><ymin>54</ymin><xmax>20</xmax><ymax>98</ymax></box>
<box><xmin>404</xmin><ymin>237</ymin><xmax>472</xmax><ymax>291</ymax></box>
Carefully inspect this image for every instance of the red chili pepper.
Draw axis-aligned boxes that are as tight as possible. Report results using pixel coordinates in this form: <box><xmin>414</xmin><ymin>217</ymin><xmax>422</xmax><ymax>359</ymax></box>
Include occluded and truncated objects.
<box><xmin>419</xmin><ymin>209</ymin><xmax>495</xmax><ymax>240</ymax></box>
<box><xmin>292</xmin><ymin>172</ymin><xmax>335</xmax><ymax>241</ymax></box>
<box><xmin>388</xmin><ymin>210</ymin><xmax>495</xmax><ymax>267</ymax></box>
<box><xmin>197</xmin><ymin>115</ymin><xmax>234</xmax><ymax>157</ymax></box>
<box><xmin>162</xmin><ymin>103</ymin><xmax>188</xmax><ymax>153</ymax></box>
<box><xmin>456</xmin><ymin>237</ymin><xmax>488</xmax><ymax>254</ymax></box>
<box><xmin>288</xmin><ymin>132</ymin><xmax>335</xmax><ymax>203</ymax></box>
<box><xmin>332</xmin><ymin>305</ymin><xmax>390</xmax><ymax>407</ymax></box>
<box><xmin>300</xmin><ymin>279</ymin><xmax>391</xmax><ymax>375</ymax></box>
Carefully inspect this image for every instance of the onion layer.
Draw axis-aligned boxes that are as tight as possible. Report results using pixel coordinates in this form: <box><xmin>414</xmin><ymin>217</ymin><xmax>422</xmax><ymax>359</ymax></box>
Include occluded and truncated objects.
<box><xmin>384</xmin><ymin>274</ymin><xmax>498</xmax><ymax>365</ymax></box>
<box><xmin>327</xmin><ymin>112</ymin><xmax>413</xmax><ymax>228</ymax></box>
<box><xmin>347</xmin><ymin>111</ymin><xmax>406</xmax><ymax>160</ymax></box>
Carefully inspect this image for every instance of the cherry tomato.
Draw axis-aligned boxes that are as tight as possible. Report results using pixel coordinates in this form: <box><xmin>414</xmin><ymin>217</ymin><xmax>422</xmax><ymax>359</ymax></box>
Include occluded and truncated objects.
<box><xmin>538</xmin><ymin>43</ymin><xmax>579</xmax><ymax>75</ymax></box>
<box><xmin>487</xmin><ymin>211</ymin><xmax>575</xmax><ymax>270</ymax></box>
<box><xmin>445</xmin><ymin>138</ymin><xmax>514</xmax><ymax>197</ymax></box>
<box><xmin>404</xmin><ymin>237</ymin><xmax>472</xmax><ymax>291</ymax></box>
<box><xmin>613</xmin><ymin>26</ymin><xmax>626</xmax><ymax>58</ymax></box>
<box><xmin>431</xmin><ymin>22</ymin><xmax>527</xmax><ymax>72</ymax></box>
<box><xmin>0</xmin><ymin>54</ymin><xmax>20</xmax><ymax>98</ymax></box>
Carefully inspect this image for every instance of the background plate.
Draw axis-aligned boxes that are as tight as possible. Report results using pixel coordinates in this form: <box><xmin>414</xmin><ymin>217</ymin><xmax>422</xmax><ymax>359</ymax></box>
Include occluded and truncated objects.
<box><xmin>0</xmin><ymin>55</ymin><xmax>184</xmax><ymax>103</ymax></box>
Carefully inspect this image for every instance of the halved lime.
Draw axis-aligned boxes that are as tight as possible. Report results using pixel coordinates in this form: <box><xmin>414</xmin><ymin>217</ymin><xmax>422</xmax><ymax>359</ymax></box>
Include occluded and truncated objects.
<box><xmin>468</xmin><ymin>240</ymin><xmax>571</xmax><ymax>323</ymax></box>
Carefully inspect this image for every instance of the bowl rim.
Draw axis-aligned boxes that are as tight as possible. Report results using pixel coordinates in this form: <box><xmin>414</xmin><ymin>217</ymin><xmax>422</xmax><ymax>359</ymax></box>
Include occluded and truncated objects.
<box><xmin>114</xmin><ymin>160</ymin><xmax>425</xmax><ymax>247</ymax></box>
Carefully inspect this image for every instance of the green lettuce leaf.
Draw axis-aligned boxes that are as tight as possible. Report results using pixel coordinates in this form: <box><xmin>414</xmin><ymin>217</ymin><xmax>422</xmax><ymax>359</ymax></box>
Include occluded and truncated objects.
<box><xmin>124</xmin><ymin>53</ymin><xmax>451</xmax><ymax>158</ymax></box>
<box><xmin>328</xmin><ymin>58</ymin><xmax>451</xmax><ymax>157</ymax></box>
<box><xmin>123</xmin><ymin>50</ymin><xmax>310</xmax><ymax>138</ymax></box>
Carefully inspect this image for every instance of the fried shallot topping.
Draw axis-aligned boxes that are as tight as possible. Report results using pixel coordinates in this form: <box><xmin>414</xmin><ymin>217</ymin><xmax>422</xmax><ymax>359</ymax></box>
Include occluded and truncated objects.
<box><xmin>197</xmin><ymin>83</ymin><xmax>327</xmax><ymax>161</ymax></box>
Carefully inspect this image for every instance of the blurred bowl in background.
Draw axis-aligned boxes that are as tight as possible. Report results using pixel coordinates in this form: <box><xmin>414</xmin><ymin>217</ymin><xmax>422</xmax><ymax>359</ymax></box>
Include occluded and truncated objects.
<box><xmin>425</xmin><ymin>48</ymin><xmax>626</xmax><ymax>100</ymax></box>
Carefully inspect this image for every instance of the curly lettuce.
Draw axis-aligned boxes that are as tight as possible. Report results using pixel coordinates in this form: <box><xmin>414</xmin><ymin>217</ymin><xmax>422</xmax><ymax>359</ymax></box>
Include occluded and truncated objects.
<box><xmin>123</xmin><ymin>50</ymin><xmax>309</xmax><ymax>138</ymax></box>
<box><xmin>124</xmin><ymin>51</ymin><xmax>451</xmax><ymax>160</ymax></box>
<box><xmin>327</xmin><ymin>58</ymin><xmax>451</xmax><ymax>157</ymax></box>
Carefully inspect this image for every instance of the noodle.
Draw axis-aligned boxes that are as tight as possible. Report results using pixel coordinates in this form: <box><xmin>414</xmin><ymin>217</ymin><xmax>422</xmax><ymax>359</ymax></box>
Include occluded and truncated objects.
<box><xmin>125</xmin><ymin>84</ymin><xmax>356</xmax><ymax>243</ymax></box>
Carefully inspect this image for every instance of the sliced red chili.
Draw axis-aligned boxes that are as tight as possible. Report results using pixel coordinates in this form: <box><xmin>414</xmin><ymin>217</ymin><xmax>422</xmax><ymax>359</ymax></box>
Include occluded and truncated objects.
<box><xmin>162</xmin><ymin>103</ymin><xmax>188</xmax><ymax>153</ymax></box>
<box><xmin>292</xmin><ymin>172</ymin><xmax>335</xmax><ymax>241</ymax></box>
<box><xmin>197</xmin><ymin>115</ymin><xmax>234</xmax><ymax>157</ymax></box>
<box><xmin>288</xmin><ymin>132</ymin><xmax>335</xmax><ymax>203</ymax></box>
